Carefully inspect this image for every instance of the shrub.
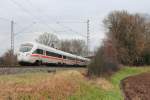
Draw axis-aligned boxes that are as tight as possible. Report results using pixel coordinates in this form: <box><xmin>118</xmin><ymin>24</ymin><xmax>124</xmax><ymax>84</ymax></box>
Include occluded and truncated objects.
<box><xmin>88</xmin><ymin>40</ymin><xmax>119</xmax><ymax>77</ymax></box>
<box><xmin>1</xmin><ymin>50</ymin><xmax>18</xmax><ymax>66</ymax></box>
<box><xmin>143</xmin><ymin>50</ymin><xmax>150</xmax><ymax>65</ymax></box>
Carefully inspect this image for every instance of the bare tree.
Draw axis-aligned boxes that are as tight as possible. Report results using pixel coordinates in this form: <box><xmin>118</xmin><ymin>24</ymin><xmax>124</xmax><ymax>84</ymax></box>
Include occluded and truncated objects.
<box><xmin>60</xmin><ymin>40</ymin><xmax>72</xmax><ymax>53</ymax></box>
<box><xmin>35</xmin><ymin>32</ymin><xmax>59</xmax><ymax>48</ymax></box>
<box><xmin>142</xmin><ymin>17</ymin><xmax>150</xmax><ymax>65</ymax></box>
<box><xmin>71</xmin><ymin>39</ymin><xmax>87</xmax><ymax>56</ymax></box>
<box><xmin>59</xmin><ymin>39</ymin><xmax>87</xmax><ymax>56</ymax></box>
<box><xmin>103</xmin><ymin>11</ymin><xmax>146</xmax><ymax>65</ymax></box>
<box><xmin>1</xmin><ymin>50</ymin><xmax>18</xmax><ymax>65</ymax></box>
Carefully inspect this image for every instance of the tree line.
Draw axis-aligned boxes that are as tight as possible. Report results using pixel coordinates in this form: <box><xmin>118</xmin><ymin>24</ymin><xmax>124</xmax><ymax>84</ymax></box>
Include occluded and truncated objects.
<box><xmin>88</xmin><ymin>11</ymin><xmax>150</xmax><ymax>76</ymax></box>
<box><xmin>0</xmin><ymin>32</ymin><xmax>87</xmax><ymax>65</ymax></box>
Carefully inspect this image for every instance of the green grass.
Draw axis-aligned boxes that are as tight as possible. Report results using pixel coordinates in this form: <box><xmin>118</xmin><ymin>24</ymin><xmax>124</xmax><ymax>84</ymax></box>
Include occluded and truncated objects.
<box><xmin>69</xmin><ymin>67</ymin><xmax>150</xmax><ymax>100</ymax></box>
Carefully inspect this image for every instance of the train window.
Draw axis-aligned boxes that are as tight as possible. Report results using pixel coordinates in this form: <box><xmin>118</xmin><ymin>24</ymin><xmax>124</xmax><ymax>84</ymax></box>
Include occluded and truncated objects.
<box><xmin>19</xmin><ymin>45</ymin><xmax>33</xmax><ymax>52</ymax></box>
<box><xmin>77</xmin><ymin>59</ymin><xmax>83</xmax><ymax>62</ymax></box>
<box><xmin>46</xmin><ymin>51</ymin><xmax>62</xmax><ymax>58</ymax></box>
<box><xmin>55</xmin><ymin>53</ymin><xmax>62</xmax><ymax>58</ymax></box>
<box><xmin>33</xmin><ymin>49</ymin><xmax>43</xmax><ymax>55</ymax></box>
<box><xmin>67</xmin><ymin>56</ymin><xmax>75</xmax><ymax>60</ymax></box>
<box><xmin>63</xmin><ymin>56</ymin><xmax>66</xmax><ymax>59</ymax></box>
<box><xmin>57</xmin><ymin>54</ymin><xmax>61</xmax><ymax>58</ymax></box>
<box><xmin>81</xmin><ymin>60</ymin><xmax>85</xmax><ymax>62</ymax></box>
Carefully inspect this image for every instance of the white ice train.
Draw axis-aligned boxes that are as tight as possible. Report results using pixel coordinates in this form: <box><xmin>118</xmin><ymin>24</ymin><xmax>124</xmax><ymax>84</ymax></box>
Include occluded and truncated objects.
<box><xmin>17</xmin><ymin>42</ymin><xmax>90</xmax><ymax>66</ymax></box>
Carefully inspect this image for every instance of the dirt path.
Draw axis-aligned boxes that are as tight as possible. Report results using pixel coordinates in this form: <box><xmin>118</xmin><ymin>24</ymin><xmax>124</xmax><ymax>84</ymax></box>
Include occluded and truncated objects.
<box><xmin>121</xmin><ymin>73</ymin><xmax>150</xmax><ymax>100</ymax></box>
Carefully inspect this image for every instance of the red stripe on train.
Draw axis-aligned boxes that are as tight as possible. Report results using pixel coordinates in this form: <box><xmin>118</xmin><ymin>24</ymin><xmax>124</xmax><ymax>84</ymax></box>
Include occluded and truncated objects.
<box><xmin>30</xmin><ymin>54</ymin><xmax>82</xmax><ymax>64</ymax></box>
<box><xmin>31</xmin><ymin>54</ymin><xmax>62</xmax><ymax>60</ymax></box>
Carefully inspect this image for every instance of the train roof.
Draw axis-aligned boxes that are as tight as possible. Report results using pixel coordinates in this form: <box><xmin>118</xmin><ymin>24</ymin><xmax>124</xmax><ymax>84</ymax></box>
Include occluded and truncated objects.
<box><xmin>21</xmin><ymin>42</ymin><xmax>90</xmax><ymax>61</ymax></box>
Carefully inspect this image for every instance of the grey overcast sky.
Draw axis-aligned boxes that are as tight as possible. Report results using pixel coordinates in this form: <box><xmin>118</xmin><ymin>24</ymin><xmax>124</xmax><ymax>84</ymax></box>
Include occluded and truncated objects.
<box><xmin>0</xmin><ymin>0</ymin><xmax>150</xmax><ymax>55</ymax></box>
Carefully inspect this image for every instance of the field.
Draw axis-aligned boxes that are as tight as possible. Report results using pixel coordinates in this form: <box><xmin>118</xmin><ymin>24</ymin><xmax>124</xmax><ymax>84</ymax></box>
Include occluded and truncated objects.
<box><xmin>0</xmin><ymin>67</ymin><xmax>149</xmax><ymax>100</ymax></box>
<box><xmin>122</xmin><ymin>72</ymin><xmax>150</xmax><ymax>100</ymax></box>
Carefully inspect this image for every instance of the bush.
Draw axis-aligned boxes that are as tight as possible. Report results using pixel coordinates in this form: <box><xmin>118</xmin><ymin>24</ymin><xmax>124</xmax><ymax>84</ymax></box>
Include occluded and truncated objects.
<box><xmin>88</xmin><ymin>41</ymin><xmax>119</xmax><ymax>77</ymax></box>
<box><xmin>1</xmin><ymin>50</ymin><xmax>18</xmax><ymax>66</ymax></box>
<box><xmin>143</xmin><ymin>50</ymin><xmax>150</xmax><ymax>65</ymax></box>
<box><xmin>0</xmin><ymin>57</ymin><xmax>3</xmax><ymax>65</ymax></box>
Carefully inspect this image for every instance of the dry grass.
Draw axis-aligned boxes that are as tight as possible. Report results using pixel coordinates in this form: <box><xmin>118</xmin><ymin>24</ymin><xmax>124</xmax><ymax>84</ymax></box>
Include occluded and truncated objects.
<box><xmin>0</xmin><ymin>71</ymin><xmax>83</xmax><ymax>100</ymax></box>
<box><xmin>89</xmin><ymin>78</ymin><xmax>113</xmax><ymax>91</ymax></box>
<box><xmin>0</xmin><ymin>69</ymin><xmax>124</xmax><ymax>100</ymax></box>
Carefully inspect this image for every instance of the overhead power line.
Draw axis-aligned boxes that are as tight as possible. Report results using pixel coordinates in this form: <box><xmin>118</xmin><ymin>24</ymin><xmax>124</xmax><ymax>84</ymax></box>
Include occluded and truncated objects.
<box><xmin>10</xmin><ymin>0</ymin><xmax>34</xmax><ymax>18</ymax></box>
<box><xmin>25</xmin><ymin>0</ymin><xmax>87</xmax><ymax>38</ymax></box>
<box><xmin>9</xmin><ymin>0</ymin><xmax>58</xmax><ymax>33</ymax></box>
<box><xmin>0</xmin><ymin>21</ymin><xmax>36</xmax><ymax>44</ymax></box>
<box><xmin>0</xmin><ymin>17</ymin><xmax>10</xmax><ymax>22</ymax></box>
<box><xmin>15</xmin><ymin>22</ymin><xmax>36</xmax><ymax>37</ymax></box>
<box><xmin>56</xmin><ymin>21</ymin><xmax>87</xmax><ymax>23</ymax></box>
<box><xmin>24</xmin><ymin>0</ymin><xmax>62</xmax><ymax>33</ymax></box>
<box><xmin>56</xmin><ymin>22</ymin><xmax>86</xmax><ymax>38</ymax></box>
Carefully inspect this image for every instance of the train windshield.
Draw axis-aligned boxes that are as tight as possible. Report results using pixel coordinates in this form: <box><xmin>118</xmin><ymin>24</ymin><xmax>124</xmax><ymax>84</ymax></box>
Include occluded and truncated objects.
<box><xmin>19</xmin><ymin>44</ymin><xmax>33</xmax><ymax>52</ymax></box>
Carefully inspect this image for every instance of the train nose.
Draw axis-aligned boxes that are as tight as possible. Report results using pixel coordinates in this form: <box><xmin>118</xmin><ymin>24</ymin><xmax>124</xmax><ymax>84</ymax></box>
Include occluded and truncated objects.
<box><xmin>17</xmin><ymin>53</ymin><xmax>28</xmax><ymax>61</ymax></box>
<box><xmin>17</xmin><ymin>52</ymin><xmax>23</xmax><ymax>57</ymax></box>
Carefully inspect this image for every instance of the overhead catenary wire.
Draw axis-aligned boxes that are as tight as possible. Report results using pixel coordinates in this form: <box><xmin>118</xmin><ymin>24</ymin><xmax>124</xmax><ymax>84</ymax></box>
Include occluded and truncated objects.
<box><xmin>10</xmin><ymin>0</ymin><xmax>35</xmax><ymax>19</ymax></box>
<box><xmin>0</xmin><ymin>17</ymin><xmax>11</xmax><ymax>22</ymax></box>
<box><xmin>25</xmin><ymin>0</ymin><xmax>87</xmax><ymax>38</ymax></box>
<box><xmin>14</xmin><ymin>21</ymin><xmax>37</xmax><ymax>37</ymax></box>
<box><xmin>56</xmin><ymin>22</ymin><xmax>87</xmax><ymax>38</ymax></box>
<box><xmin>55</xmin><ymin>20</ymin><xmax>87</xmax><ymax>23</ymax></box>
<box><xmin>9</xmin><ymin>0</ymin><xmax>58</xmax><ymax>33</ymax></box>
<box><xmin>0</xmin><ymin>21</ymin><xmax>36</xmax><ymax>44</ymax></box>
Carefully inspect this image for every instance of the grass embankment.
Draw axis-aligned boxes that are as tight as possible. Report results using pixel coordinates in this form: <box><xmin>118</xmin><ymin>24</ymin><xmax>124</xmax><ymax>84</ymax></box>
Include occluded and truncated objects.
<box><xmin>0</xmin><ymin>67</ymin><xmax>149</xmax><ymax>100</ymax></box>
<box><xmin>70</xmin><ymin>67</ymin><xmax>150</xmax><ymax>100</ymax></box>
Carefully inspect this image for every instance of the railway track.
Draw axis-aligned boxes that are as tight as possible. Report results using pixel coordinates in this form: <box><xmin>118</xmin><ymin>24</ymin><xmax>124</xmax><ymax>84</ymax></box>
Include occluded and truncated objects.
<box><xmin>0</xmin><ymin>65</ymin><xmax>87</xmax><ymax>75</ymax></box>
